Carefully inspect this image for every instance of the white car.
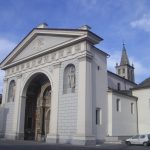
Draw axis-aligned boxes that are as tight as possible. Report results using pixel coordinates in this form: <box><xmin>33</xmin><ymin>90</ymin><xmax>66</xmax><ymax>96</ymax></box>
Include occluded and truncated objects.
<box><xmin>126</xmin><ymin>134</ymin><xmax>150</xmax><ymax>146</ymax></box>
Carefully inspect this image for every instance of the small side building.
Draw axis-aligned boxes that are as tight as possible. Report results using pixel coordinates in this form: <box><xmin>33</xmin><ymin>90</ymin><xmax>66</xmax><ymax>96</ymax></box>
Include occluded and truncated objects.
<box><xmin>132</xmin><ymin>78</ymin><xmax>150</xmax><ymax>134</ymax></box>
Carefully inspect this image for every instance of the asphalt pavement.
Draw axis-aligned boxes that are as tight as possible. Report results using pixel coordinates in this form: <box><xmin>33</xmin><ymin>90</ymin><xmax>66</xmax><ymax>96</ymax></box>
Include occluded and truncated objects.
<box><xmin>0</xmin><ymin>140</ymin><xmax>150</xmax><ymax>150</ymax></box>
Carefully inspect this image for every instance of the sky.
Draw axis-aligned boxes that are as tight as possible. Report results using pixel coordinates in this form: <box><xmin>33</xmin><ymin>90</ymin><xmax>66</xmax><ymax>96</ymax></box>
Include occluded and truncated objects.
<box><xmin>0</xmin><ymin>0</ymin><xmax>150</xmax><ymax>93</ymax></box>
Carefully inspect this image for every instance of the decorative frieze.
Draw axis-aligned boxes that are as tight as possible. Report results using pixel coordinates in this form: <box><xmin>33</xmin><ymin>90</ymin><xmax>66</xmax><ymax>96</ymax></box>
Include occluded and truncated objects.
<box><xmin>51</xmin><ymin>52</ymin><xmax>56</xmax><ymax>60</ymax></box>
<box><xmin>12</xmin><ymin>67</ymin><xmax>15</xmax><ymax>73</ymax></box>
<box><xmin>16</xmin><ymin>74</ymin><xmax>22</xmax><ymax>79</ymax></box>
<box><xmin>32</xmin><ymin>60</ymin><xmax>36</xmax><ymax>67</ymax></box>
<box><xmin>21</xmin><ymin>63</ymin><xmax>25</xmax><ymax>70</ymax></box>
<box><xmin>74</xmin><ymin>44</ymin><xmax>81</xmax><ymax>52</ymax></box>
<box><xmin>37</xmin><ymin>57</ymin><xmax>42</xmax><ymax>64</ymax></box>
<box><xmin>66</xmin><ymin>47</ymin><xmax>72</xmax><ymax>55</ymax></box>
<box><xmin>26</xmin><ymin>62</ymin><xmax>30</xmax><ymax>68</ymax></box>
<box><xmin>43</xmin><ymin>55</ymin><xmax>49</xmax><ymax>63</ymax></box>
<box><xmin>6</xmin><ymin>42</ymin><xmax>84</xmax><ymax>76</ymax></box>
<box><xmin>59</xmin><ymin>50</ymin><xmax>64</xmax><ymax>57</ymax></box>
<box><xmin>16</xmin><ymin>65</ymin><xmax>20</xmax><ymax>71</ymax></box>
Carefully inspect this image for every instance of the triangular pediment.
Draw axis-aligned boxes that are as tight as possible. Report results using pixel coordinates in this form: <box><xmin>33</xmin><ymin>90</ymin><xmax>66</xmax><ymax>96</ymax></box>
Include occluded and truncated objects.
<box><xmin>0</xmin><ymin>27</ymin><xmax>102</xmax><ymax>69</ymax></box>
<box><xmin>12</xmin><ymin>34</ymin><xmax>74</xmax><ymax>63</ymax></box>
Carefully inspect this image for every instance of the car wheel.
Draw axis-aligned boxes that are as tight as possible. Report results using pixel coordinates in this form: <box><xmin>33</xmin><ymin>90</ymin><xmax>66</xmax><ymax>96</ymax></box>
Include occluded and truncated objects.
<box><xmin>126</xmin><ymin>141</ymin><xmax>131</xmax><ymax>146</ymax></box>
<box><xmin>143</xmin><ymin>142</ymin><xmax>148</xmax><ymax>147</ymax></box>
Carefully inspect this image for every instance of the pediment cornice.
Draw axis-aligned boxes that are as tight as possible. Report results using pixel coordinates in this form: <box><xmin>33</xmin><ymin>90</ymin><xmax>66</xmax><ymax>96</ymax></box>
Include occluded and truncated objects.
<box><xmin>0</xmin><ymin>27</ymin><xmax>103</xmax><ymax>69</ymax></box>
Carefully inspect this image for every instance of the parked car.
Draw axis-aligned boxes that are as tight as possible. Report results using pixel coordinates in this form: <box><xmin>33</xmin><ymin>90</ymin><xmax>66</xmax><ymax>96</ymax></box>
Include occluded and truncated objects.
<box><xmin>126</xmin><ymin>134</ymin><xmax>150</xmax><ymax>146</ymax></box>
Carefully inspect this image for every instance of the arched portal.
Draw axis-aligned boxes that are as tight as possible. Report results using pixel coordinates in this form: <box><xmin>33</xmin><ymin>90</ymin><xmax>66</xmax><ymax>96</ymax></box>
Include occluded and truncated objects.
<box><xmin>23</xmin><ymin>73</ymin><xmax>51</xmax><ymax>141</ymax></box>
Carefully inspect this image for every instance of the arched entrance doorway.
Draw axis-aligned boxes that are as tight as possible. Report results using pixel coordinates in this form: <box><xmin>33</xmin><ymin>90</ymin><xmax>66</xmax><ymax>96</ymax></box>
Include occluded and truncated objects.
<box><xmin>24</xmin><ymin>73</ymin><xmax>51</xmax><ymax>141</ymax></box>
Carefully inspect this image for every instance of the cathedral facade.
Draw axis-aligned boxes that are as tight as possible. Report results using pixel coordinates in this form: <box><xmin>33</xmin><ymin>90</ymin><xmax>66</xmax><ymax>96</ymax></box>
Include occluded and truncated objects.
<box><xmin>0</xmin><ymin>24</ymin><xmax>150</xmax><ymax>145</ymax></box>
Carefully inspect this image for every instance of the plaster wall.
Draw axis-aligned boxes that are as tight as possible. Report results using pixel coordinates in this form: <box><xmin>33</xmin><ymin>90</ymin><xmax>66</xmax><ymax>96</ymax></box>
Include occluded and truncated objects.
<box><xmin>133</xmin><ymin>88</ymin><xmax>150</xmax><ymax>134</ymax></box>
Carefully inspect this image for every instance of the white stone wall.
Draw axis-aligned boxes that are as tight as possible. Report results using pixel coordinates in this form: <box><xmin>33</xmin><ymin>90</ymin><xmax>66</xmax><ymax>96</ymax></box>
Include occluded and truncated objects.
<box><xmin>0</xmin><ymin>106</ymin><xmax>4</xmax><ymax>137</ymax></box>
<box><xmin>108</xmin><ymin>72</ymin><xmax>135</xmax><ymax>91</ymax></box>
<box><xmin>132</xmin><ymin>88</ymin><xmax>150</xmax><ymax>134</ymax></box>
<box><xmin>57</xmin><ymin>59</ymin><xmax>78</xmax><ymax>143</ymax></box>
<box><xmin>108</xmin><ymin>91</ymin><xmax>138</xmax><ymax>136</ymax></box>
<box><xmin>3</xmin><ymin>102</ymin><xmax>15</xmax><ymax>139</ymax></box>
<box><xmin>91</xmin><ymin>49</ymin><xmax>108</xmax><ymax>141</ymax></box>
<box><xmin>0</xmin><ymin>76</ymin><xmax>18</xmax><ymax>139</ymax></box>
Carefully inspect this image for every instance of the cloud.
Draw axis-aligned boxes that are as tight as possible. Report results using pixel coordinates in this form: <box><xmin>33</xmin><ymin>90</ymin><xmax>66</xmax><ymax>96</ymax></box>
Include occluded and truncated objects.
<box><xmin>107</xmin><ymin>51</ymin><xmax>150</xmax><ymax>83</ymax></box>
<box><xmin>130</xmin><ymin>14</ymin><xmax>150</xmax><ymax>32</ymax></box>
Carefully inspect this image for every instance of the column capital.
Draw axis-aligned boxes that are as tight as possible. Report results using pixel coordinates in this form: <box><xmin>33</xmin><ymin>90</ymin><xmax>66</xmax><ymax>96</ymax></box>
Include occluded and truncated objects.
<box><xmin>78</xmin><ymin>51</ymin><xmax>93</xmax><ymax>62</ymax></box>
<box><xmin>16</xmin><ymin>74</ymin><xmax>22</xmax><ymax>79</ymax></box>
<box><xmin>53</xmin><ymin>62</ymin><xmax>61</xmax><ymax>69</ymax></box>
<box><xmin>3</xmin><ymin>78</ymin><xmax>8</xmax><ymax>82</ymax></box>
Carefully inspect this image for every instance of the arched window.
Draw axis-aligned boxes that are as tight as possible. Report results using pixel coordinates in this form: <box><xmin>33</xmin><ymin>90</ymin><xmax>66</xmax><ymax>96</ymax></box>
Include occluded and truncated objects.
<box><xmin>8</xmin><ymin>80</ymin><xmax>16</xmax><ymax>102</ymax></box>
<box><xmin>63</xmin><ymin>64</ymin><xmax>76</xmax><ymax>94</ymax></box>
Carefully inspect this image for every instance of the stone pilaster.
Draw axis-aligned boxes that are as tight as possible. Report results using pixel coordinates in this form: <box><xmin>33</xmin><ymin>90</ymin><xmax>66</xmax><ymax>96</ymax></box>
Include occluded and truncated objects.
<box><xmin>2</xmin><ymin>78</ymin><xmax>8</xmax><ymax>105</ymax></box>
<box><xmin>73</xmin><ymin>54</ymin><xmax>95</xmax><ymax>145</ymax></box>
<box><xmin>46</xmin><ymin>63</ymin><xmax>61</xmax><ymax>143</ymax></box>
<box><xmin>0</xmin><ymin>78</ymin><xmax>8</xmax><ymax>137</ymax></box>
<box><xmin>12</xmin><ymin>74</ymin><xmax>23</xmax><ymax>139</ymax></box>
<box><xmin>17</xmin><ymin>95</ymin><xmax>26</xmax><ymax>140</ymax></box>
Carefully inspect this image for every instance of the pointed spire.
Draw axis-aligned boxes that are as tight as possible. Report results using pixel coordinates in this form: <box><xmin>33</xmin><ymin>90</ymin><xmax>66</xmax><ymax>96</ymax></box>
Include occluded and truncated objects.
<box><xmin>120</xmin><ymin>43</ymin><xmax>130</xmax><ymax>65</ymax></box>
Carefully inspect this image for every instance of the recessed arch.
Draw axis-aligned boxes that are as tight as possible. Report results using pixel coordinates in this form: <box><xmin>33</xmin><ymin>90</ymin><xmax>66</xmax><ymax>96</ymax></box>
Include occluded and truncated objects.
<box><xmin>21</xmin><ymin>70</ymin><xmax>53</xmax><ymax>97</ymax></box>
<box><xmin>18</xmin><ymin>71</ymin><xmax>52</xmax><ymax>141</ymax></box>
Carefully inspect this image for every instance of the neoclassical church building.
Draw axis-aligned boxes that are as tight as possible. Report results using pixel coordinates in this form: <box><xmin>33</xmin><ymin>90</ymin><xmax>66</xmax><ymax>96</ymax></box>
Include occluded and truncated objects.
<box><xmin>0</xmin><ymin>24</ymin><xmax>150</xmax><ymax>145</ymax></box>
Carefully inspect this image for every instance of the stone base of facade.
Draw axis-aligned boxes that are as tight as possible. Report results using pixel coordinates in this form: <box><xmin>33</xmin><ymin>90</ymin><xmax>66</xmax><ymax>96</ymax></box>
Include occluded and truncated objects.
<box><xmin>0</xmin><ymin>132</ymin><xmax>4</xmax><ymax>138</ymax></box>
<box><xmin>3</xmin><ymin>132</ymin><xmax>24</xmax><ymax>140</ymax></box>
<box><xmin>1</xmin><ymin>132</ymin><xmax>105</xmax><ymax>146</ymax></box>
<box><xmin>105</xmin><ymin>136</ymin><xmax>131</xmax><ymax>143</ymax></box>
<box><xmin>46</xmin><ymin>134</ymin><xmax>96</xmax><ymax>145</ymax></box>
<box><xmin>46</xmin><ymin>134</ymin><xmax>58</xmax><ymax>144</ymax></box>
<box><xmin>72</xmin><ymin>135</ymin><xmax>96</xmax><ymax>145</ymax></box>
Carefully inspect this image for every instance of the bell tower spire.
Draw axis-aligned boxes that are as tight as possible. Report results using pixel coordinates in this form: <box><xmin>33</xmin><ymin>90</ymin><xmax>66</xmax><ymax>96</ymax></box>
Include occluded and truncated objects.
<box><xmin>116</xmin><ymin>43</ymin><xmax>135</xmax><ymax>82</ymax></box>
<box><xmin>120</xmin><ymin>43</ymin><xmax>130</xmax><ymax>65</ymax></box>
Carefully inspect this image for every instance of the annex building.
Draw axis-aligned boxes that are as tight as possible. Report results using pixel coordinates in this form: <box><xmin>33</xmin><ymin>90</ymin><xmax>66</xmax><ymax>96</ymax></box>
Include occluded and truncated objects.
<box><xmin>0</xmin><ymin>24</ymin><xmax>150</xmax><ymax>145</ymax></box>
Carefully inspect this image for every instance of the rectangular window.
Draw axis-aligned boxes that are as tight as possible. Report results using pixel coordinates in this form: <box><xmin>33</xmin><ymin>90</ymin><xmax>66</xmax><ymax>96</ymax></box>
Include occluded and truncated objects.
<box><xmin>118</xmin><ymin>69</ymin><xmax>120</xmax><ymax>75</ymax></box>
<box><xmin>96</xmin><ymin>108</ymin><xmax>102</xmax><ymax>125</ymax></box>
<box><xmin>117</xmin><ymin>83</ymin><xmax>121</xmax><ymax>91</ymax></box>
<box><xmin>116</xmin><ymin>99</ymin><xmax>121</xmax><ymax>112</ymax></box>
<box><xmin>131</xmin><ymin>103</ymin><xmax>134</xmax><ymax>114</ymax></box>
<box><xmin>123</xmin><ymin>68</ymin><xmax>125</xmax><ymax>73</ymax></box>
